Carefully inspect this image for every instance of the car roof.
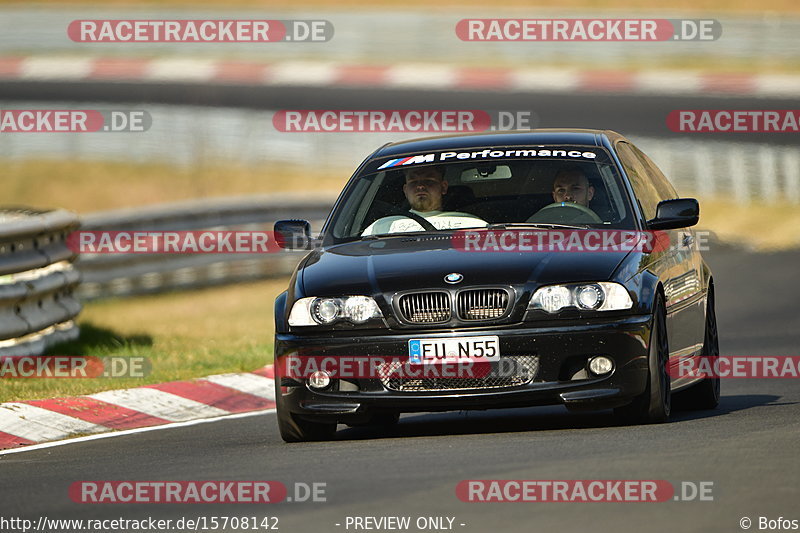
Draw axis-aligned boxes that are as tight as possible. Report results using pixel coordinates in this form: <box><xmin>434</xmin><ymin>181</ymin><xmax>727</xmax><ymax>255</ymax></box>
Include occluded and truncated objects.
<box><xmin>371</xmin><ymin>129</ymin><xmax>627</xmax><ymax>159</ymax></box>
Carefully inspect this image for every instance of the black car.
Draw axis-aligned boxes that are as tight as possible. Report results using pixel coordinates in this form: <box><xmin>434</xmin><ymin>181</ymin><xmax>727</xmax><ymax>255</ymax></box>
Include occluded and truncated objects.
<box><xmin>272</xmin><ymin>129</ymin><xmax>719</xmax><ymax>442</ymax></box>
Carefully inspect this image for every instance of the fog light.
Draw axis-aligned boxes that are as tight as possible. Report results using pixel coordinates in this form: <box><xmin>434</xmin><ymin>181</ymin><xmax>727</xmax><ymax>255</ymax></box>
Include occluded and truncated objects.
<box><xmin>308</xmin><ymin>370</ymin><xmax>331</xmax><ymax>389</ymax></box>
<box><xmin>588</xmin><ymin>356</ymin><xmax>613</xmax><ymax>376</ymax></box>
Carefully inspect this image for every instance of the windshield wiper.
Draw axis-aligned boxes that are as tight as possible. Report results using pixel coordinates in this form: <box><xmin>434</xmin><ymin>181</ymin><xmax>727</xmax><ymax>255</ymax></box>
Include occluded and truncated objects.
<box><xmin>486</xmin><ymin>222</ymin><xmax>592</xmax><ymax>230</ymax></box>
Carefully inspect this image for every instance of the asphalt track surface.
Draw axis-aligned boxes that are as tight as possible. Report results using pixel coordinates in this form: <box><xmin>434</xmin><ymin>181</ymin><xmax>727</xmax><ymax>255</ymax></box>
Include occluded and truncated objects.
<box><xmin>2</xmin><ymin>80</ymin><xmax>799</xmax><ymax>145</ymax></box>
<box><xmin>1</xmin><ymin>244</ymin><xmax>798</xmax><ymax>533</ymax></box>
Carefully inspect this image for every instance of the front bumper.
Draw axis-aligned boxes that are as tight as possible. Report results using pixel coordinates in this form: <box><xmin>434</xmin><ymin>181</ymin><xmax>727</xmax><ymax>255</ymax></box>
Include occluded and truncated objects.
<box><xmin>274</xmin><ymin>314</ymin><xmax>652</xmax><ymax>423</ymax></box>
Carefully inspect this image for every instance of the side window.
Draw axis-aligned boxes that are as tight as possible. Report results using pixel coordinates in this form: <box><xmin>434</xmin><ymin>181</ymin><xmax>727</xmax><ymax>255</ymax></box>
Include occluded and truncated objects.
<box><xmin>629</xmin><ymin>144</ymin><xmax>678</xmax><ymax>200</ymax></box>
<box><xmin>616</xmin><ymin>142</ymin><xmax>661</xmax><ymax>221</ymax></box>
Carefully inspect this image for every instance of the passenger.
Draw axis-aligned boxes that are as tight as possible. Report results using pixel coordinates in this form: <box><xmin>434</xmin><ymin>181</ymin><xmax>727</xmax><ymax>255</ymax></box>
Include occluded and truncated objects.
<box><xmin>362</xmin><ymin>166</ymin><xmax>486</xmax><ymax>235</ymax></box>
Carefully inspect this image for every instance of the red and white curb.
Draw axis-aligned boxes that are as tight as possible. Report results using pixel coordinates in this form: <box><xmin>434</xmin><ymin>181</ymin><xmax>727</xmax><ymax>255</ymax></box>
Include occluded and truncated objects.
<box><xmin>0</xmin><ymin>55</ymin><xmax>798</xmax><ymax>97</ymax></box>
<box><xmin>0</xmin><ymin>365</ymin><xmax>275</xmax><ymax>450</ymax></box>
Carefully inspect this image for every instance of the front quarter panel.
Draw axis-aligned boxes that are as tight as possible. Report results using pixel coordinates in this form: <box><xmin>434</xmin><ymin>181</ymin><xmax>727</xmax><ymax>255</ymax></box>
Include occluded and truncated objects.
<box><xmin>275</xmin><ymin>291</ymin><xmax>288</xmax><ymax>334</ymax></box>
<box><xmin>614</xmin><ymin>250</ymin><xmax>659</xmax><ymax>316</ymax></box>
<box><xmin>275</xmin><ymin>263</ymin><xmax>306</xmax><ymax>334</ymax></box>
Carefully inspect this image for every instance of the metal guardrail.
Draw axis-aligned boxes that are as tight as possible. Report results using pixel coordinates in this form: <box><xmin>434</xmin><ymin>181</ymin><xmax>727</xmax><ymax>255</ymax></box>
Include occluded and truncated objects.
<box><xmin>0</xmin><ymin>209</ymin><xmax>81</xmax><ymax>356</ymax></box>
<box><xmin>76</xmin><ymin>193</ymin><xmax>336</xmax><ymax>299</ymax></box>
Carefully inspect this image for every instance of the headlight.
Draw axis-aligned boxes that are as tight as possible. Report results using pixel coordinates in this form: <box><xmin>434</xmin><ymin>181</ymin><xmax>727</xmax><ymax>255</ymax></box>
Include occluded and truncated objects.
<box><xmin>534</xmin><ymin>286</ymin><xmax>572</xmax><ymax>314</ymax></box>
<box><xmin>529</xmin><ymin>282</ymin><xmax>632</xmax><ymax>313</ymax></box>
<box><xmin>312</xmin><ymin>299</ymin><xmax>339</xmax><ymax>323</ymax></box>
<box><xmin>576</xmin><ymin>285</ymin><xmax>604</xmax><ymax>310</ymax></box>
<box><xmin>289</xmin><ymin>296</ymin><xmax>383</xmax><ymax>326</ymax></box>
<box><xmin>342</xmin><ymin>296</ymin><xmax>380</xmax><ymax>323</ymax></box>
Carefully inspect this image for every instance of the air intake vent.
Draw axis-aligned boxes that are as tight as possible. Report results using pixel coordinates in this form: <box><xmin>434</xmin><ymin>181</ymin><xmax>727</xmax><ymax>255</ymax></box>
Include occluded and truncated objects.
<box><xmin>378</xmin><ymin>355</ymin><xmax>539</xmax><ymax>391</ymax></box>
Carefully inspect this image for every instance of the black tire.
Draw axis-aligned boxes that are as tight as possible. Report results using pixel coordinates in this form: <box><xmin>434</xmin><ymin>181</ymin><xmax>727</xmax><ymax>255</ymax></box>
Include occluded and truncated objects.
<box><xmin>275</xmin><ymin>378</ymin><xmax>336</xmax><ymax>443</ymax></box>
<box><xmin>615</xmin><ymin>293</ymin><xmax>671</xmax><ymax>424</ymax></box>
<box><xmin>673</xmin><ymin>284</ymin><xmax>721</xmax><ymax>410</ymax></box>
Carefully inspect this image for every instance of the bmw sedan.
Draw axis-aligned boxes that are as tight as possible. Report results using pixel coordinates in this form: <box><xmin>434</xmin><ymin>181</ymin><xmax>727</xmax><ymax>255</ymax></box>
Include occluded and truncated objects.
<box><xmin>272</xmin><ymin>129</ymin><xmax>719</xmax><ymax>442</ymax></box>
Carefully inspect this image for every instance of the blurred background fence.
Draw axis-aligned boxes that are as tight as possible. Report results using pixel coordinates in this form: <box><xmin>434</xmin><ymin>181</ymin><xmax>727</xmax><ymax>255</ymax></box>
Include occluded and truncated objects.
<box><xmin>76</xmin><ymin>194</ymin><xmax>332</xmax><ymax>299</ymax></box>
<box><xmin>1</xmin><ymin>104</ymin><xmax>797</xmax><ymax>205</ymax></box>
<box><xmin>1</xmin><ymin>8</ymin><xmax>799</xmax><ymax>69</ymax></box>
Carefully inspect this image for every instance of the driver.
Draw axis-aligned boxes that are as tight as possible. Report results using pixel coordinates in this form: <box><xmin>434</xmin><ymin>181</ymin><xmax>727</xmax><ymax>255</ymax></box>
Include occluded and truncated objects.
<box><xmin>551</xmin><ymin>167</ymin><xmax>595</xmax><ymax>206</ymax></box>
<box><xmin>527</xmin><ymin>166</ymin><xmax>603</xmax><ymax>224</ymax></box>
<box><xmin>528</xmin><ymin>166</ymin><xmax>603</xmax><ymax>224</ymax></box>
<box><xmin>361</xmin><ymin>166</ymin><xmax>486</xmax><ymax>235</ymax></box>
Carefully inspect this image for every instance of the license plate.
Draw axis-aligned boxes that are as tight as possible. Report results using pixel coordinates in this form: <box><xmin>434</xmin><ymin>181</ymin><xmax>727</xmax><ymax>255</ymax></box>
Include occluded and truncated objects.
<box><xmin>408</xmin><ymin>336</ymin><xmax>500</xmax><ymax>365</ymax></box>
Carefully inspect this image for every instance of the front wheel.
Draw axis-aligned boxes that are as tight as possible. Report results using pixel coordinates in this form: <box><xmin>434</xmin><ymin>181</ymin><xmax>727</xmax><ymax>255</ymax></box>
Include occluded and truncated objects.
<box><xmin>615</xmin><ymin>293</ymin><xmax>671</xmax><ymax>424</ymax></box>
<box><xmin>674</xmin><ymin>284</ymin><xmax>721</xmax><ymax>410</ymax></box>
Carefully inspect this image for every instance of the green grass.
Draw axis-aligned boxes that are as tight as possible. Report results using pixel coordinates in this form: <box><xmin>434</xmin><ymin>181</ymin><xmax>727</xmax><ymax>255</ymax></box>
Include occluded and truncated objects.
<box><xmin>0</xmin><ymin>278</ymin><xmax>288</xmax><ymax>403</ymax></box>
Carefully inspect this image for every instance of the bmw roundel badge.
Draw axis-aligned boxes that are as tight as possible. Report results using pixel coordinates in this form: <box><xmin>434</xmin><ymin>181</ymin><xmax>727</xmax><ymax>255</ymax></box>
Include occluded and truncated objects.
<box><xmin>444</xmin><ymin>272</ymin><xmax>464</xmax><ymax>284</ymax></box>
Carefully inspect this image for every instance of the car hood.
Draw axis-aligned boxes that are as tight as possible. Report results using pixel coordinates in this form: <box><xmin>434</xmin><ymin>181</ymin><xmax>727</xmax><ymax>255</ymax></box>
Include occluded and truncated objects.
<box><xmin>299</xmin><ymin>236</ymin><xmax>632</xmax><ymax>296</ymax></box>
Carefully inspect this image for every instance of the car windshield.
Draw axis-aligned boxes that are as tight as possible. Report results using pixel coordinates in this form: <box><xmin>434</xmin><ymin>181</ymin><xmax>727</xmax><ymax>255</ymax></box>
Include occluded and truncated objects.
<box><xmin>327</xmin><ymin>146</ymin><xmax>637</xmax><ymax>243</ymax></box>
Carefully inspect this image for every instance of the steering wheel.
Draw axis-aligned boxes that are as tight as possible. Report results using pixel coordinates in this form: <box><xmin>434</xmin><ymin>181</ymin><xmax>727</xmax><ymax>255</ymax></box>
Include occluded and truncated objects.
<box><xmin>527</xmin><ymin>202</ymin><xmax>603</xmax><ymax>224</ymax></box>
<box><xmin>370</xmin><ymin>201</ymin><xmax>438</xmax><ymax>232</ymax></box>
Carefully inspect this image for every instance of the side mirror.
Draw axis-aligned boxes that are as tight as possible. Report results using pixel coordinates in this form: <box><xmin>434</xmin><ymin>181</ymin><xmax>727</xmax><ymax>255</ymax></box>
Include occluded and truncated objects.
<box><xmin>274</xmin><ymin>219</ymin><xmax>312</xmax><ymax>250</ymax></box>
<box><xmin>647</xmin><ymin>198</ymin><xmax>699</xmax><ymax>230</ymax></box>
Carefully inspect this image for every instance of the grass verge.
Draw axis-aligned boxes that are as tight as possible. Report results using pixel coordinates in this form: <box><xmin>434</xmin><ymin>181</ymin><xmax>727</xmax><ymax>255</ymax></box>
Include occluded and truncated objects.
<box><xmin>0</xmin><ymin>159</ymin><xmax>349</xmax><ymax>214</ymax></box>
<box><xmin>695</xmin><ymin>199</ymin><xmax>800</xmax><ymax>251</ymax></box>
<box><xmin>0</xmin><ymin>278</ymin><xmax>288</xmax><ymax>403</ymax></box>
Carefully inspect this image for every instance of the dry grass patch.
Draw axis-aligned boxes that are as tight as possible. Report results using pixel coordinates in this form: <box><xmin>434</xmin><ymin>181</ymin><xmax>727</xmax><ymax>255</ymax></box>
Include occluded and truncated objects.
<box><xmin>698</xmin><ymin>199</ymin><xmax>800</xmax><ymax>251</ymax></box>
<box><xmin>0</xmin><ymin>159</ymin><xmax>349</xmax><ymax>214</ymax></box>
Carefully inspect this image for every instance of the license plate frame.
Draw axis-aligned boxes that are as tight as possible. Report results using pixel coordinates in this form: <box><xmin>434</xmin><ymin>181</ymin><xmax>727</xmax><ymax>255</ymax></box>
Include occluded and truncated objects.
<box><xmin>408</xmin><ymin>336</ymin><xmax>501</xmax><ymax>365</ymax></box>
